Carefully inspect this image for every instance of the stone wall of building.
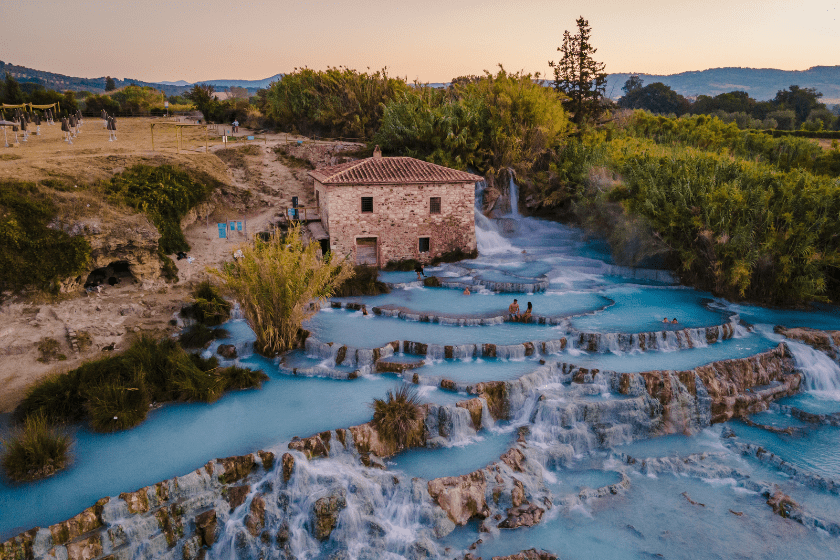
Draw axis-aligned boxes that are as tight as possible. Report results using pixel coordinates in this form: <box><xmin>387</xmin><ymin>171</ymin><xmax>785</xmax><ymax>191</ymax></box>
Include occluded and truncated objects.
<box><xmin>317</xmin><ymin>181</ymin><xmax>476</xmax><ymax>266</ymax></box>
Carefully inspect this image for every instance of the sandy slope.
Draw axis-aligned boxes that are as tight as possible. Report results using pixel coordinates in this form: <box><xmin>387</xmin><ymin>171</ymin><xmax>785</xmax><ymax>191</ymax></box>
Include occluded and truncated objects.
<box><xmin>0</xmin><ymin>117</ymin><xmax>359</xmax><ymax>413</ymax></box>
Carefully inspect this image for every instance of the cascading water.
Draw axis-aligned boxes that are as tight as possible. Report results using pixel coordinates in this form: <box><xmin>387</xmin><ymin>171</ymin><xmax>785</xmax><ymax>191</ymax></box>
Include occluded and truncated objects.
<box><xmin>474</xmin><ymin>179</ymin><xmax>516</xmax><ymax>255</ymax></box>
<box><xmin>508</xmin><ymin>174</ymin><xmax>521</xmax><ymax>219</ymax></box>
<box><xmin>785</xmin><ymin>338</ymin><xmax>840</xmax><ymax>399</ymax></box>
<box><xmin>8</xmin><ymin>161</ymin><xmax>840</xmax><ymax>560</ymax></box>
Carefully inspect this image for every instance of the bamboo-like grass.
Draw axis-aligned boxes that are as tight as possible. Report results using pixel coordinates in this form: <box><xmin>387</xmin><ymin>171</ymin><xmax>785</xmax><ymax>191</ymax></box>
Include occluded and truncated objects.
<box><xmin>215</xmin><ymin>224</ymin><xmax>353</xmax><ymax>357</ymax></box>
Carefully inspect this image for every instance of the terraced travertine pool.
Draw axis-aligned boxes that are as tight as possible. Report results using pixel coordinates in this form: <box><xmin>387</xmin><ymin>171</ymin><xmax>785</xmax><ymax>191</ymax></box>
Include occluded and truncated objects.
<box><xmin>2</xmin><ymin>191</ymin><xmax>840</xmax><ymax>560</ymax></box>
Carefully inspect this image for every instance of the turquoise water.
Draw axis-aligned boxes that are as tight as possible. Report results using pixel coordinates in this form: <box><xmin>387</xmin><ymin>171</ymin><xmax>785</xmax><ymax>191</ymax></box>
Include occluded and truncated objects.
<box><xmin>725</xmin><ymin>302</ymin><xmax>840</xmax><ymax>331</ymax></box>
<box><xmin>411</xmin><ymin>357</ymin><xmax>544</xmax><ymax>383</ymax></box>
<box><xmin>305</xmin><ymin>308</ymin><xmax>552</xmax><ymax>347</ymax></box>
<box><xmin>447</xmin><ymin>473</ymin><xmax>840</xmax><ymax>560</ymax></box>
<box><xmin>731</xmin><ymin>416</ymin><xmax>840</xmax><ymax>480</ymax></box>
<box><xmin>569</xmin><ymin>285</ymin><xmax>727</xmax><ymax>332</ymax></box>
<box><xmin>334</xmin><ymin>287</ymin><xmax>610</xmax><ymax>318</ymax></box>
<box><xmin>388</xmin><ymin>429</ymin><xmax>515</xmax><ymax>480</ymax></box>
<box><xmin>4</xmin><ymin>199</ymin><xmax>840</xmax><ymax>558</ymax></box>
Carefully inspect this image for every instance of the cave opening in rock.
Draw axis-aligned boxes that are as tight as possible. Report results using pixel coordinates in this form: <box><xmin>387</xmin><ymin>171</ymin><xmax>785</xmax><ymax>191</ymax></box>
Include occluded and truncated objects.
<box><xmin>84</xmin><ymin>261</ymin><xmax>136</xmax><ymax>288</ymax></box>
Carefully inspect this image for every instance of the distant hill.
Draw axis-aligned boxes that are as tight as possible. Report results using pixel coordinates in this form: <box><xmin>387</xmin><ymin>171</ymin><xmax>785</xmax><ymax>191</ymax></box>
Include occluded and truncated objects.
<box><xmin>0</xmin><ymin>61</ymin><xmax>283</xmax><ymax>96</ymax></box>
<box><xmin>191</xmin><ymin>74</ymin><xmax>284</xmax><ymax>89</ymax></box>
<box><xmin>605</xmin><ymin>66</ymin><xmax>840</xmax><ymax>104</ymax></box>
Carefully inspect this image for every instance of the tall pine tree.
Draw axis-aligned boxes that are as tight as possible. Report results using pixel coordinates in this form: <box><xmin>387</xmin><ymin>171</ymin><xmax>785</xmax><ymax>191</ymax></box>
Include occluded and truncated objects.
<box><xmin>549</xmin><ymin>17</ymin><xmax>607</xmax><ymax>125</ymax></box>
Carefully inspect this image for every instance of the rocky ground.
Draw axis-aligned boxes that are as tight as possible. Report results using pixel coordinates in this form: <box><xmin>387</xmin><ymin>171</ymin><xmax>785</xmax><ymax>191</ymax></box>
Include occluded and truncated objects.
<box><xmin>0</xmin><ymin>117</ymin><xmax>362</xmax><ymax>414</ymax></box>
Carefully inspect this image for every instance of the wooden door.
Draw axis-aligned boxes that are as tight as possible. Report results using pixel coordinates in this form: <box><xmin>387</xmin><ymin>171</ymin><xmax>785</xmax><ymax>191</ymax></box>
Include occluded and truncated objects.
<box><xmin>356</xmin><ymin>237</ymin><xmax>378</xmax><ymax>266</ymax></box>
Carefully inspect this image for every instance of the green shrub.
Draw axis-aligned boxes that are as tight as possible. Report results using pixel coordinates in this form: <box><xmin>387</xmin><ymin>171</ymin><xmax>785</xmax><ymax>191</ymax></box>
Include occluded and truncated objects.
<box><xmin>107</xmin><ymin>165</ymin><xmax>217</xmax><ymax>254</ymax></box>
<box><xmin>189</xmin><ymin>353</ymin><xmax>220</xmax><ymax>372</ymax></box>
<box><xmin>265</xmin><ymin>67</ymin><xmax>410</xmax><ymax>139</ymax></box>
<box><xmin>431</xmin><ymin>248</ymin><xmax>478</xmax><ymax>266</ymax></box>
<box><xmin>181</xmin><ymin>281</ymin><xmax>231</xmax><ymax>326</ymax></box>
<box><xmin>383</xmin><ymin>259</ymin><xmax>420</xmax><ymax>272</ymax></box>
<box><xmin>333</xmin><ymin>266</ymin><xmax>389</xmax><ymax>297</ymax></box>
<box><xmin>0</xmin><ymin>181</ymin><xmax>92</xmax><ymax>294</ymax></box>
<box><xmin>169</xmin><ymin>363</ymin><xmax>225</xmax><ymax>403</ymax></box>
<box><xmin>370</xmin><ymin>386</ymin><xmax>425</xmax><ymax>451</ymax></box>
<box><xmin>220</xmin><ymin>366</ymin><xmax>269</xmax><ymax>391</ymax></box>
<box><xmin>179</xmin><ymin>324</ymin><xmax>229</xmax><ymax>349</ymax></box>
<box><xmin>1</xmin><ymin>413</ymin><xmax>71</xmax><ymax>482</ymax></box>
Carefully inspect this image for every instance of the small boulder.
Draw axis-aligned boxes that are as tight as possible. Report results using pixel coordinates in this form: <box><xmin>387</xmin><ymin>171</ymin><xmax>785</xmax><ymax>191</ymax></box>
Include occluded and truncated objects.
<box><xmin>282</xmin><ymin>453</ymin><xmax>295</xmax><ymax>483</ymax></box>
<box><xmin>194</xmin><ymin>509</ymin><xmax>218</xmax><ymax>547</ymax></box>
<box><xmin>217</xmin><ymin>344</ymin><xmax>238</xmax><ymax>359</ymax></box>
<box><xmin>312</xmin><ymin>490</ymin><xmax>347</xmax><ymax>540</ymax></box>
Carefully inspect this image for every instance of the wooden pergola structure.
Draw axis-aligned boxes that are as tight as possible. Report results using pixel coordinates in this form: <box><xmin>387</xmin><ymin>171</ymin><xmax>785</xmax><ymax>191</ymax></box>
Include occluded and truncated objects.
<box><xmin>150</xmin><ymin>122</ymin><xmax>209</xmax><ymax>153</ymax></box>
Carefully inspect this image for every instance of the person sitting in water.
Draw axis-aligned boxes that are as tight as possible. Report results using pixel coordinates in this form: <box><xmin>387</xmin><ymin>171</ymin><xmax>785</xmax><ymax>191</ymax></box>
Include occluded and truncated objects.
<box><xmin>662</xmin><ymin>318</ymin><xmax>669</xmax><ymax>323</ymax></box>
<box><xmin>508</xmin><ymin>298</ymin><xmax>520</xmax><ymax>321</ymax></box>
<box><xmin>415</xmin><ymin>263</ymin><xmax>425</xmax><ymax>280</ymax></box>
<box><xmin>463</xmin><ymin>287</ymin><xmax>471</xmax><ymax>295</ymax></box>
<box><xmin>671</xmin><ymin>318</ymin><xmax>678</xmax><ymax>324</ymax></box>
<box><xmin>521</xmin><ymin>302</ymin><xmax>533</xmax><ymax>322</ymax></box>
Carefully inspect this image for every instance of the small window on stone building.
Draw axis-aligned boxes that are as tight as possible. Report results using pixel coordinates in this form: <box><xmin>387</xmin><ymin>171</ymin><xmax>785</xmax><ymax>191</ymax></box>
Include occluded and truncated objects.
<box><xmin>361</xmin><ymin>197</ymin><xmax>373</xmax><ymax>213</ymax></box>
<box><xmin>419</xmin><ymin>237</ymin><xmax>430</xmax><ymax>253</ymax></box>
<box><xmin>429</xmin><ymin>197</ymin><xmax>441</xmax><ymax>214</ymax></box>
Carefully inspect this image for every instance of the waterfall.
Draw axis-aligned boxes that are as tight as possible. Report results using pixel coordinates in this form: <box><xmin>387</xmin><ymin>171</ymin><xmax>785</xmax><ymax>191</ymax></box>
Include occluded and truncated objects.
<box><xmin>508</xmin><ymin>174</ymin><xmax>521</xmax><ymax>218</ymax></box>
<box><xmin>785</xmin><ymin>339</ymin><xmax>840</xmax><ymax>399</ymax></box>
<box><xmin>475</xmin><ymin>210</ymin><xmax>516</xmax><ymax>255</ymax></box>
<box><xmin>210</xmin><ymin>444</ymin><xmax>445</xmax><ymax>559</ymax></box>
<box><xmin>474</xmin><ymin>178</ymin><xmax>516</xmax><ymax>255</ymax></box>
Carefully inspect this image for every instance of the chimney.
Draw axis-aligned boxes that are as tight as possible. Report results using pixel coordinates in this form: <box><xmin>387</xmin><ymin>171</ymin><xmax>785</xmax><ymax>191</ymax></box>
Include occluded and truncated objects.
<box><xmin>373</xmin><ymin>145</ymin><xmax>382</xmax><ymax>159</ymax></box>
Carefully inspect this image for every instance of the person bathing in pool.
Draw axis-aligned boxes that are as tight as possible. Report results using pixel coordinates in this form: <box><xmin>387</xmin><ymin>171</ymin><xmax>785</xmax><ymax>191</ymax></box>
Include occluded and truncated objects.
<box><xmin>508</xmin><ymin>299</ymin><xmax>520</xmax><ymax>321</ymax></box>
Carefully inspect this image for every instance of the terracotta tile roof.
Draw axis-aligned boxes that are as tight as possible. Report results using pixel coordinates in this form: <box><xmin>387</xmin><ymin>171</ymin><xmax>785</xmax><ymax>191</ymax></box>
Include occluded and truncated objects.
<box><xmin>308</xmin><ymin>156</ymin><xmax>483</xmax><ymax>185</ymax></box>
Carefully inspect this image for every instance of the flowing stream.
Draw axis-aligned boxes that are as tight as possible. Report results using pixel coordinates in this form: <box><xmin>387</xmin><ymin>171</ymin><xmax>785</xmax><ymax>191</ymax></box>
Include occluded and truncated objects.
<box><xmin>3</xmin><ymin>180</ymin><xmax>840</xmax><ymax>559</ymax></box>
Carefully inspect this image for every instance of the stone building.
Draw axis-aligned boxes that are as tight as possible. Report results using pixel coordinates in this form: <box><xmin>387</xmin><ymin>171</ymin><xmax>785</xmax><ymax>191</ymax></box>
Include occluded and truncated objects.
<box><xmin>308</xmin><ymin>147</ymin><xmax>481</xmax><ymax>266</ymax></box>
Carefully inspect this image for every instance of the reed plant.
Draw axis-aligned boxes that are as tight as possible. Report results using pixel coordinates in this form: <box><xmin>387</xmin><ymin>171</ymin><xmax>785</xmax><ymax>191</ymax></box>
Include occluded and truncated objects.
<box><xmin>1</xmin><ymin>413</ymin><xmax>71</xmax><ymax>482</ymax></box>
<box><xmin>370</xmin><ymin>386</ymin><xmax>425</xmax><ymax>451</ymax></box>
<box><xmin>216</xmin><ymin>224</ymin><xmax>353</xmax><ymax>356</ymax></box>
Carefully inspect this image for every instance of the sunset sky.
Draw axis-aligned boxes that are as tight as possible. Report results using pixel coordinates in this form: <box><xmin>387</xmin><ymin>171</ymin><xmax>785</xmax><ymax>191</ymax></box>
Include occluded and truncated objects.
<box><xmin>1</xmin><ymin>0</ymin><xmax>837</xmax><ymax>83</ymax></box>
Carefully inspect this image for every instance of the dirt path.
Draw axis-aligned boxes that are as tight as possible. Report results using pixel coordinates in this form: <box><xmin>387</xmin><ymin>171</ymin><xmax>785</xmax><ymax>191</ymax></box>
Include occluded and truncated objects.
<box><xmin>0</xmin><ymin>120</ymin><xmax>354</xmax><ymax>414</ymax></box>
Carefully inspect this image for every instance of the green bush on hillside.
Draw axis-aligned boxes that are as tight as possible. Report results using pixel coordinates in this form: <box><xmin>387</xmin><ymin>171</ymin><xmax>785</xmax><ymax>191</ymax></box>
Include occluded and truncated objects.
<box><xmin>107</xmin><ymin>165</ymin><xmax>216</xmax><ymax>254</ymax></box>
<box><xmin>0</xmin><ymin>181</ymin><xmax>92</xmax><ymax>294</ymax></box>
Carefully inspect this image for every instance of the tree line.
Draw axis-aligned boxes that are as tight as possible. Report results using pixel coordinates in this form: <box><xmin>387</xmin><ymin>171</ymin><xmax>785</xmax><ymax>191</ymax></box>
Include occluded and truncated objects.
<box><xmin>618</xmin><ymin>77</ymin><xmax>839</xmax><ymax>132</ymax></box>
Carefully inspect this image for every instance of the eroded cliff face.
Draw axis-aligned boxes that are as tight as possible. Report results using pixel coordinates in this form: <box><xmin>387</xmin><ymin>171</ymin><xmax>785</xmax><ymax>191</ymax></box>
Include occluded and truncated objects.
<box><xmin>51</xmin><ymin>211</ymin><xmax>165</xmax><ymax>292</ymax></box>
